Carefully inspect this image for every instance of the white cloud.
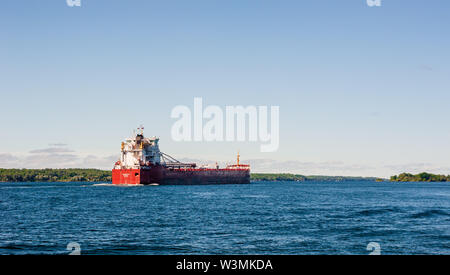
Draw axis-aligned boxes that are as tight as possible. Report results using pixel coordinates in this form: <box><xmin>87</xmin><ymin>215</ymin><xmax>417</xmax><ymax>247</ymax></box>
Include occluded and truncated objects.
<box><xmin>29</xmin><ymin>148</ymin><xmax>75</xmax><ymax>154</ymax></box>
<box><xmin>80</xmin><ymin>155</ymin><xmax>118</xmax><ymax>169</ymax></box>
<box><xmin>24</xmin><ymin>153</ymin><xmax>80</xmax><ymax>168</ymax></box>
<box><xmin>0</xmin><ymin>146</ymin><xmax>117</xmax><ymax>170</ymax></box>
<box><xmin>0</xmin><ymin>153</ymin><xmax>20</xmax><ymax>167</ymax></box>
<box><xmin>48</xmin><ymin>143</ymin><xmax>68</xmax><ymax>147</ymax></box>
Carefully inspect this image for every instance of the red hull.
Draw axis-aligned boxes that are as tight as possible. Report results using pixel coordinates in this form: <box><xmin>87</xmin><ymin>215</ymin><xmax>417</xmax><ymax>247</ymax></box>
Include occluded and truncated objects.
<box><xmin>112</xmin><ymin>166</ymin><xmax>250</xmax><ymax>185</ymax></box>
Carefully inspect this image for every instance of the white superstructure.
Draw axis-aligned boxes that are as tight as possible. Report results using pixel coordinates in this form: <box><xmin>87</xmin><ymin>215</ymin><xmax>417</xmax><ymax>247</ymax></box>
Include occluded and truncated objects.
<box><xmin>114</xmin><ymin>128</ymin><xmax>161</xmax><ymax>169</ymax></box>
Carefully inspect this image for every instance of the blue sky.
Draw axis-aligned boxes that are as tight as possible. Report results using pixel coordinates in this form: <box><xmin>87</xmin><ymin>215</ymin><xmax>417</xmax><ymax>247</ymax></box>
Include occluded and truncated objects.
<box><xmin>1</xmin><ymin>0</ymin><xmax>449</xmax><ymax>177</ymax></box>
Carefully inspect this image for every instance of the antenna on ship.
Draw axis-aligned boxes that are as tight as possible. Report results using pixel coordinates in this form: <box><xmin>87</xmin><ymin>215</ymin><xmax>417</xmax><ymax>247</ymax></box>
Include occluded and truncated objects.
<box><xmin>237</xmin><ymin>150</ymin><xmax>240</xmax><ymax>166</ymax></box>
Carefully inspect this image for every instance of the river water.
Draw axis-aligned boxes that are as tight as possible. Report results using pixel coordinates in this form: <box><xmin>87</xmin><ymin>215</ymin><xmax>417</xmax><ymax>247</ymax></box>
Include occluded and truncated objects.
<box><xmin>0</xmin><ymin>181</ymin><xmax>449</xmax><ymax>254</ymax></box>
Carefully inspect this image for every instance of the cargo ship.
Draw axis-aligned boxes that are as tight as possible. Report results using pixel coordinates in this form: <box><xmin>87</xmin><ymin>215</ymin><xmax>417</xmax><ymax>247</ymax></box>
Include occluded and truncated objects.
<box><xmin>112</xmin><ymin>128</ymin><xmax>250</xmax><ymax>185</ymax></box>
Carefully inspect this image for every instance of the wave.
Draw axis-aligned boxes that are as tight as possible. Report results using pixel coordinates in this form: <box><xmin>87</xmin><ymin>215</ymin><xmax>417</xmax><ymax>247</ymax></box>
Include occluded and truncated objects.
<box><xmin>0</xmin><ymin>243</ymin><xmax>64</xmax><ymax>255</ymax></box>
<box><xmin>192</xmin><ymin>192</ymin><xmax>217</xmax><ymax>198</ymax></box>
<box><xmin>356</xmin><ymin>208</ymin><xmax>398</xmax><ymax>216</ymax></box>
<box><xmin>240</xmin><ymin>195</ymin><xmax>270</xmax><ymax>199</ymax></box>
<box><xmin>410</xmin><ymin>209</ymin><xmax>450</xmax><ymax>219</ymax></box>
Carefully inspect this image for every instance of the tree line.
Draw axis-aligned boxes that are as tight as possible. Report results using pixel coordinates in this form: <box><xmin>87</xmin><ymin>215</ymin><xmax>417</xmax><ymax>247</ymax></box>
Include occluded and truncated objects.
<box><xmin>0</xmin><ymin>168</ymin><xmax>112</xmax><ymax>182</ymax></box>
<box><xmin>390</xmin><ymin>172</ymin><xmax>450</xmax><ymax>182</ymax></box>
<box><xmin>251</xmin><ymin>173</ymin><xmax>307</xmax><ymax>181</ymax></box>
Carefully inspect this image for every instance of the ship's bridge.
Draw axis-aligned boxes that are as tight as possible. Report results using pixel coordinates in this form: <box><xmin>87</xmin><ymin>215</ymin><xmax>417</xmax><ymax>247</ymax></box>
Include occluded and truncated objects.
<box><xmin>115</xmin><ymin>128</ymin><xmax>161</xmax><ymax>169</ymax></box>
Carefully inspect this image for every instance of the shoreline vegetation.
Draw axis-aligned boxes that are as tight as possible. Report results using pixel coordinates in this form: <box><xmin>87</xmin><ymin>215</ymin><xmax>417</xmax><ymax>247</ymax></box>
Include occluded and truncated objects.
<box><xmin>390</xmin><ymin>172</ymin><xmax>450</xmax><ymax>182</ymax></box>
<box><xmin>0</xmin><ymin>169</ymin><xmax>448</xmax><ymax>183</ymax></box>
<box><xmin>0</xmin><ymin>169</ymin><xmax>111</xmax><ymax>182</ymax></box>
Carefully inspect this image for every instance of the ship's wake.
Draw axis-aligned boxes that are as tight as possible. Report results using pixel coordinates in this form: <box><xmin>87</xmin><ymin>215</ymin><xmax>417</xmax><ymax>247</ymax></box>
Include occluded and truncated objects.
<box><xmin>91</xmin><ymin>183</ymin><xmax>144</xmax><ymax>187</ymax></box>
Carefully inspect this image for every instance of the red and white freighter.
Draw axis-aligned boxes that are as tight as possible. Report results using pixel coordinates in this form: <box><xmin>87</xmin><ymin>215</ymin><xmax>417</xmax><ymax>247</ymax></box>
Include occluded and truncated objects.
<box><xmin>112</xmin><ymin>128</ymin><xmax>250</xmax><ymax>185</ymax></box>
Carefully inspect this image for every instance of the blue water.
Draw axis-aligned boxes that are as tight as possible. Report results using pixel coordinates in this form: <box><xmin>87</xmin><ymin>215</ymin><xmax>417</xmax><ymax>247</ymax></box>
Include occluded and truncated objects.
<box><xmin>0</xmin><ymin>181</ymin><xmax>449</xmax><ymax>255</ymax></box>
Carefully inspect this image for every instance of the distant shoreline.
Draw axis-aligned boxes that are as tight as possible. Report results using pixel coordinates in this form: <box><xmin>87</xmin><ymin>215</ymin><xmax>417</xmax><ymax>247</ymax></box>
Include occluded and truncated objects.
<box><xmin>250</xmin><ymin>173</ymin><xmax>380</xmax><ymax>182</ymax></box>
<box><xmin>1</xmin><ymin>168</ymin><xmax>448</xmax><ymax>183</ymax></box>
<box><xmin>0</xmin><ymin>168</ymin><xmax>111</xmax><ymax>183</ymax></box>
<box><xmin>0</xmin><ymin>168</ymin><xmax>380</xmax><ymax>183</ymax></box>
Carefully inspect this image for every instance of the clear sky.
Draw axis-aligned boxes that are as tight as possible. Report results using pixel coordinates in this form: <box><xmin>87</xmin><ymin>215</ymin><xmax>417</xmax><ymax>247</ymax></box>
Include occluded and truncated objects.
<box><xmin>1</xmin><ymin>0</ymin><xmax>449</xmax><ymax>177</ymax></box>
